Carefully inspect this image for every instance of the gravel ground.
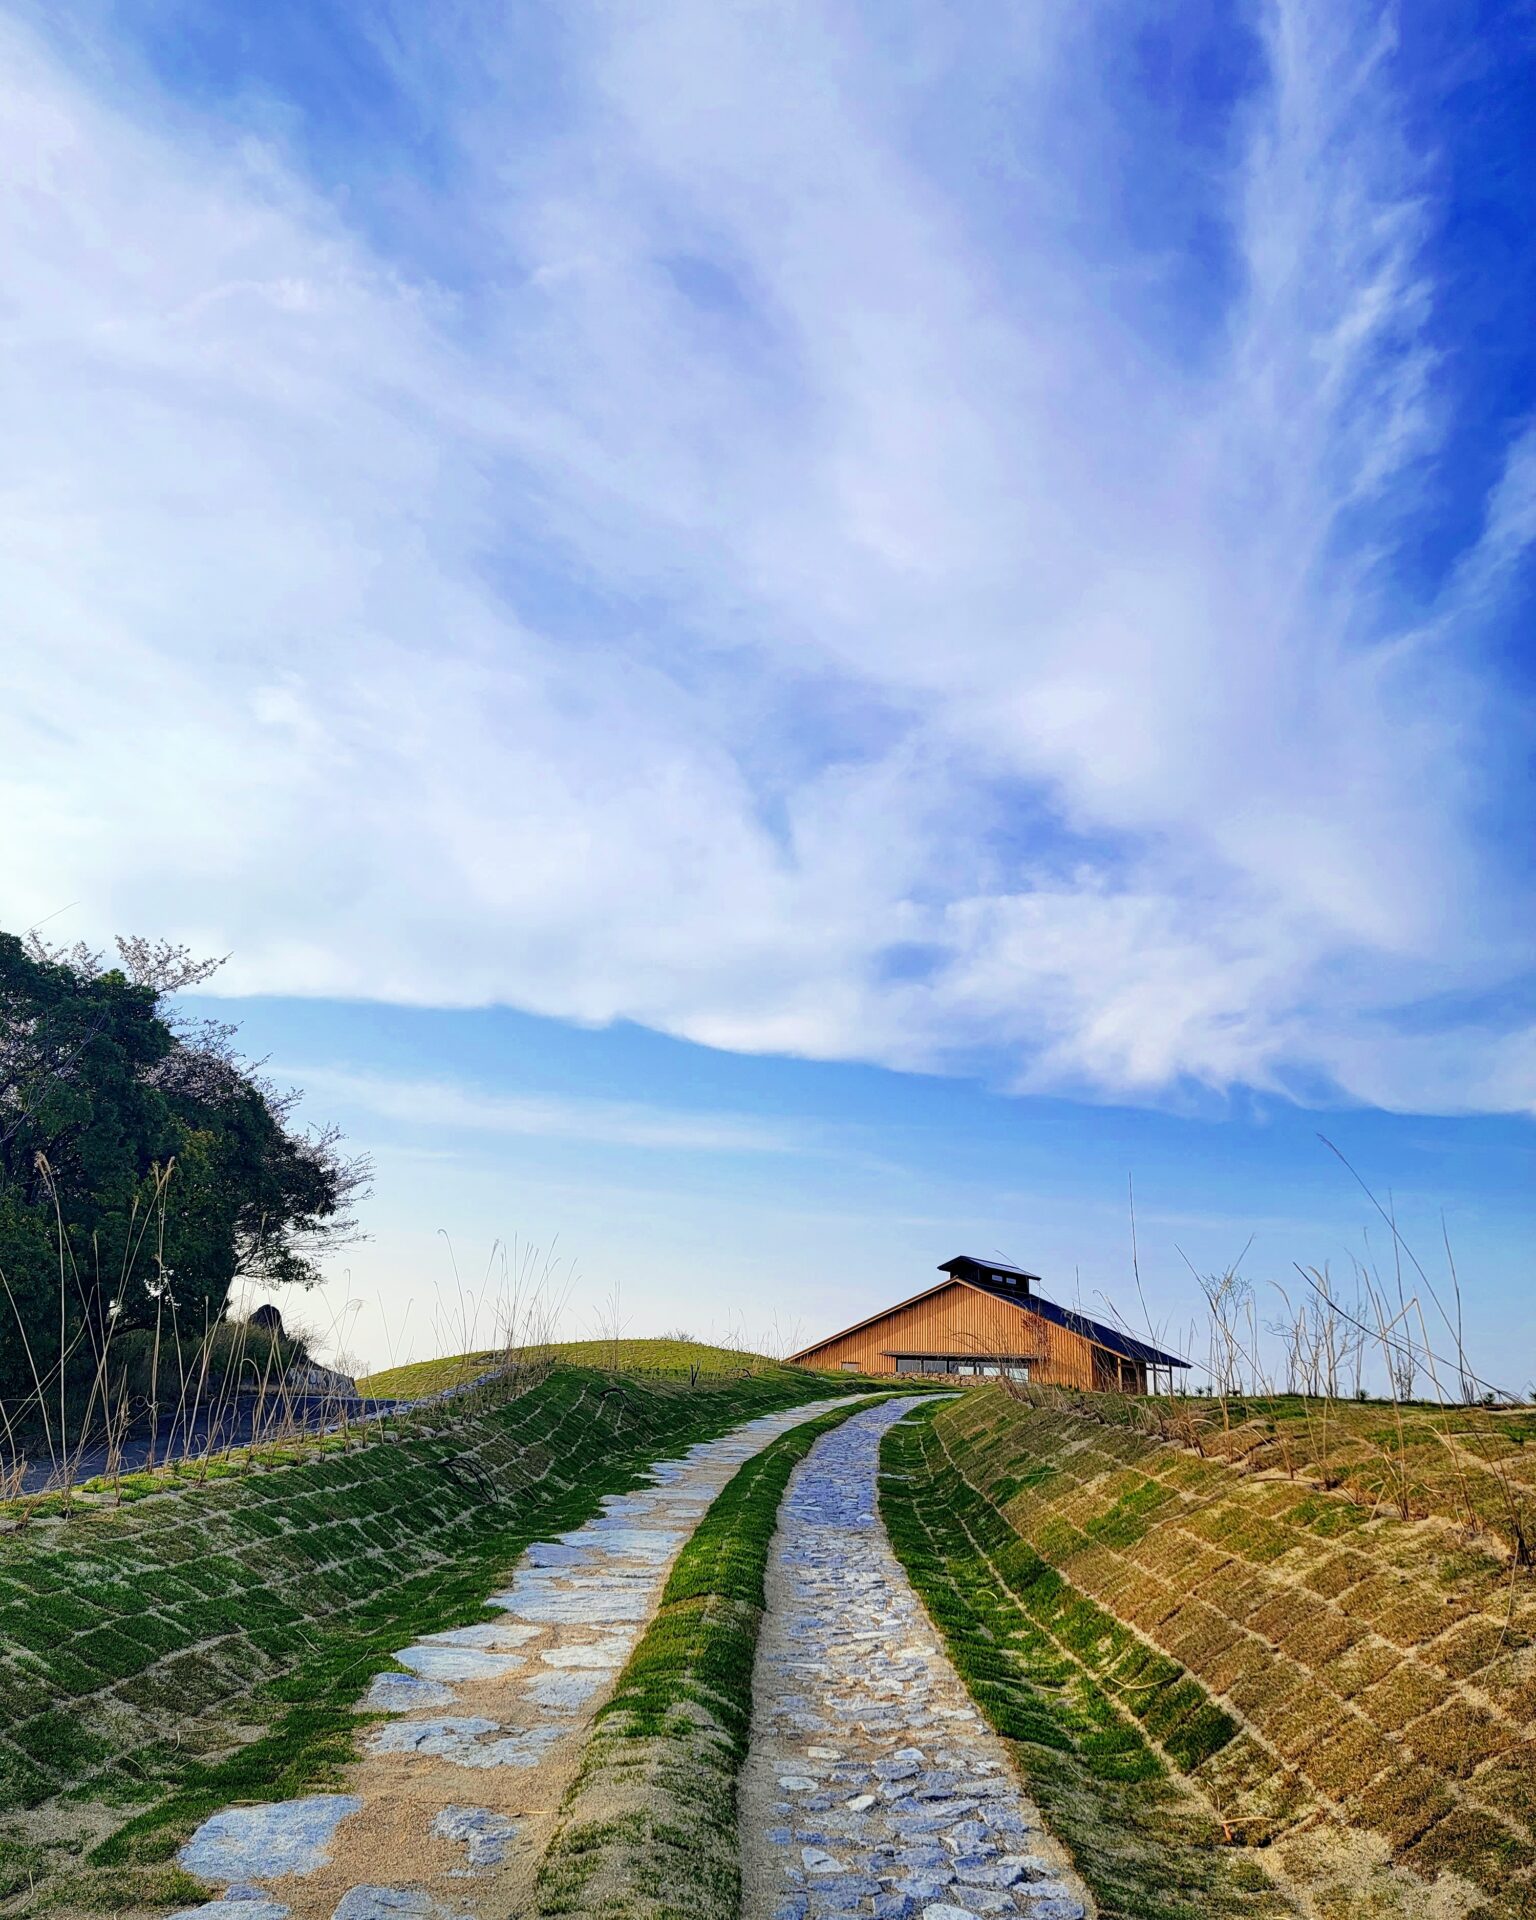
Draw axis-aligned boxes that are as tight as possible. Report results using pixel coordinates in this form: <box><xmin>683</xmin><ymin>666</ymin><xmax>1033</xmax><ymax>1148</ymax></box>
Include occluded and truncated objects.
<box><xmin>740</xmin><ymin>1399</ymin><xmax>1092</xmax><ymax>1920</ymax></box>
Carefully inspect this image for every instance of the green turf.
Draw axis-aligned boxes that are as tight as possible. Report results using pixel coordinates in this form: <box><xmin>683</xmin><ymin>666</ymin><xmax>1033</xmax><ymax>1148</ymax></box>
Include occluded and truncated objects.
<box><xmin>534</xmin><ymin>1396</ymin><xmax>898</xmax><ymax>1920</ymax></box>
<box><xmin>356</xmin><ymin>1338</ymin><xmax>817</xmax><ymax>1399</ymax></box>
<box><xmin>0</xmin><ymin>1363</ymin><xmax>864</xmax><ymax>1917</ymax></box>
<box><xmin>878</xmin><ymin>1403</ymin><xmax>1298</xmax><ymax>1920</ymax></box>
<box><xmin>352</xmin><ymin>1348</ymin><xmax>505</xmax><ymax>1396</ymax></box>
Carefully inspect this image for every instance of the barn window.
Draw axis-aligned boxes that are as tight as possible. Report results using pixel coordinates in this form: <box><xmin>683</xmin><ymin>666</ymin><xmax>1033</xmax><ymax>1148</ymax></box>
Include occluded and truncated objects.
<box><xmin>841</xmin><ymin>1361</ymin><xmax>858</xmax><ymax>1372</ymax></box>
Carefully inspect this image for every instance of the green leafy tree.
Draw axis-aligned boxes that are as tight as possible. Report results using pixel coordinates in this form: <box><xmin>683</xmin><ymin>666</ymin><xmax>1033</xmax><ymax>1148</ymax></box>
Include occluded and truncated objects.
<box><xmin>0</xmin><ymin>930</ymin><xmax>369</xmax><ymax>1408</ymax></box>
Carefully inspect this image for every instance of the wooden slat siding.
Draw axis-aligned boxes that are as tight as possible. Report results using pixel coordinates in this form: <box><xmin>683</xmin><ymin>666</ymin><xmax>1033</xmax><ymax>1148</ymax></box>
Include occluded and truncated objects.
<box><xmin>794</xmin><ymin>1279</ymin><xmax>1129</xmax><ymax>1390</ymax></box>
<box><xmin>1092</xmin><ymin>1348</ymin><xmax>1147</xmax><ymax>1394</ymax></box>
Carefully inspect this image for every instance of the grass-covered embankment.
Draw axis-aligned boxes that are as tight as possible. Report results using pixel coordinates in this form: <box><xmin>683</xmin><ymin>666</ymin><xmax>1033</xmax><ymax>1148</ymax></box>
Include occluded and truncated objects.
<box><xmin>880</xmin><ymin>1399</ymin><xmax>1294</xmax><ymax>1920</ymax></box>
<box><xmin>0</xmin><ymin>1357</ymin><xmax>864</xmax><ymax>1917</ymax></box>
<box><xmin>534</xmin><ymin>1396</ymin><xmax>893</xmax><ymax>1920</ymax></box>
<box><xmin>1098</xmin><ymin>1388</ymin><xmax>1536</xmax><ymax>1559</ymax></box>
<box><xmin>888</xmin><ymin>1388</ymin><xmax>1536</xmax><ymax>1920</ymax></box>
<box><xmin>357</xmin><ymin>1338</ymin><xmax>790</xmax><ymax>1401</ymax></box>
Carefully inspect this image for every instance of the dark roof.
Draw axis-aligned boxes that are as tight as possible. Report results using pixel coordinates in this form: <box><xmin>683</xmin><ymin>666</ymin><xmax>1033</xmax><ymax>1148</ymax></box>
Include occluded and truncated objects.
<box><xmin>960</xmin><ymin>1269</ymin><xmax>1189</xmax><ymax>1368</ymax></box>
<box><xmin>938</xmin><ymin>1255</ymin><xmax>1041</xmax><ymax>1285</ymax></box>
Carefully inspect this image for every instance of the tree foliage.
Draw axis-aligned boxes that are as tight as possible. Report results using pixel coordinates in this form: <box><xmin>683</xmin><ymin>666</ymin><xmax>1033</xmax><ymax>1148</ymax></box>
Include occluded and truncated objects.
<box><xmin>0</xmin><ymin>929</ymin><xmax>369</xmax><ymax>1404</ymax></box>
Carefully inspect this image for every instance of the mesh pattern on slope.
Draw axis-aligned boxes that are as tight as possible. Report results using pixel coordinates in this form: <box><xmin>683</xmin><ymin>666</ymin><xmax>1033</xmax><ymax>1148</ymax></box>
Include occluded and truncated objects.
<box><xmin>0</xmin><ymin>1369</ymin><xmax>832</xmax><ymax>1841</ymax></box>
<box><xmin>930</xmin><ymin>1391</ymin><xmax>1536</xmax><ymax>1919</ymax></box>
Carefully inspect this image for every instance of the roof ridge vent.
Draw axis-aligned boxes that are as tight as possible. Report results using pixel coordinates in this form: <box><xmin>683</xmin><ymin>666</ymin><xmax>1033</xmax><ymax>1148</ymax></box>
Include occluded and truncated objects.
<box><xmin>938</xmin><ymin>1254</ymin><xmax>1039</xmax><ymax>1293</ymax></box>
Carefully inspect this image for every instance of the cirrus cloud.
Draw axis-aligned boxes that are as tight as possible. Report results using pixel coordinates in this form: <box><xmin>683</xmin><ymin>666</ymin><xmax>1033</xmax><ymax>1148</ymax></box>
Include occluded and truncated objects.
<box><xmin>1</xmin><ymin>1</ymin><xmax>1532</xmax><ymax>1115</ymax></box>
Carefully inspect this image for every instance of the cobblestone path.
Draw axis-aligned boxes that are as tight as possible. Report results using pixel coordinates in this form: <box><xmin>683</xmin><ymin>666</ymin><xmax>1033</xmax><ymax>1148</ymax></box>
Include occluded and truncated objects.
<box><xmin>172</xmin><ymin>1395</ymin><xmax>861</xmax><ymax>1920</ymax></box>
<box><xmin>741</xmin><ymin>1398</ymin><xmax>1090</xmax><ymax>1920</ymax></box>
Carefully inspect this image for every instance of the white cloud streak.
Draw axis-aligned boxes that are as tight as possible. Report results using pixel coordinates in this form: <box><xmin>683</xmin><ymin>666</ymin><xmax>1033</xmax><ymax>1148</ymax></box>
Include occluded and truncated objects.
<box><xmin>283</xmin><ymin>1065</ymin><xmax>810</xmax><ymax>1156</ymax></box>
<box><xmin>1</xmin><ymin>1</ymin><xmax>1532</xmax><ymax>1113</ymax></box>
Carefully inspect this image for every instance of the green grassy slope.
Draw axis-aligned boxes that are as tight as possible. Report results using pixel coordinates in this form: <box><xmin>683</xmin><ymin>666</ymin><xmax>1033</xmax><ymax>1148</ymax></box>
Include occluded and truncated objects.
<box><xmin>357</xmin><ymin>1339</ymin><xmax>808</xmax><ymax>1400</ymax></box>
<box><xmin>353</xmin><ymin>1348</ymin><xmax>505</xmax><ymax>1396</ymax></box>
<box><xmin>1068</xmin><ymin>1388</ymin><xmax>1536</xmax><ymax>1558</ymax></box>
<box><xmin>0</xmin><ymin>1360</ymin><xmax>852</xmax><ymax>1917</ymax></box>
<box><xmin>881</xmin><ymin>1402</ymin><xmax>1294</xmax><ymax>1920</ymax></box>
<box><xmin>899</xmin><ymin>1388</ymin><xmax>1536</xmax><ymax>1920</ymax></box>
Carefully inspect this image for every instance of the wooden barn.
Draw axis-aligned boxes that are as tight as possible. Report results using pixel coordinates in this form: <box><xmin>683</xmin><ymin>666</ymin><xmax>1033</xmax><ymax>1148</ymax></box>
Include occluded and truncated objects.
<box><xmin>789</xmin><ymin>1255</ymin><xmax>1189</xmax><ymax>1393</ymax></box>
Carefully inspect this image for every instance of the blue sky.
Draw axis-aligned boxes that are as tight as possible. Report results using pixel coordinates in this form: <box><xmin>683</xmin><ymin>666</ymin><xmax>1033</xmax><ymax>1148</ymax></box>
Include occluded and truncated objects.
<box><xmin>2</xmin><ymin>3</ymin><xmax>1532</xmax><ymax>1382</ymax></box>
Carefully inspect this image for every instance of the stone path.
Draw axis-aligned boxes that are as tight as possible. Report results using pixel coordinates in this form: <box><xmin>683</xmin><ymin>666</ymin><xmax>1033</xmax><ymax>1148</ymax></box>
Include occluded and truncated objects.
<box><xmin>740</xmin><ymin>1399</ymin><xmax>1091</xmax><ymax>1920</ymax></box>
<box><xmin>172</xmin><ymin>1395</ymin><xmax>860</xmax><ymax>1920</ymax></box>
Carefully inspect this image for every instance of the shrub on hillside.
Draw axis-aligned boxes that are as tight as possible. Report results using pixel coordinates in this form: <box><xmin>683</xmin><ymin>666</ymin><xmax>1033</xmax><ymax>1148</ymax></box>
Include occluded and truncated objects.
<box><xmin>0</xmin><ymin>929</ymin><xmax>367</xmax><ymax>1412</ymax></box>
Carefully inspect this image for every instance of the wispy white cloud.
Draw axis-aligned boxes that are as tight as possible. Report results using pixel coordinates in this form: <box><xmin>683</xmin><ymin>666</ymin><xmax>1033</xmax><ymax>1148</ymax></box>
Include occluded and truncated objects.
<box><xmin>283</xmin><ymin>1065</ymin><xmax>810</xmax><ymax>1156</ymax></box>
<box><xmin>1</xmin><ymin>2</ymin><xmax>1532</xmax><ymax>1113</ymax></box>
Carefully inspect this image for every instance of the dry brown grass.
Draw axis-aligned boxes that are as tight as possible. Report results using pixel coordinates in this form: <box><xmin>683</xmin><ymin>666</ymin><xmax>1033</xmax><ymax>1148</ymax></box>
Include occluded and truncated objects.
<box><xmin>934</xmin><ymin>1386</ymin><xmax>1536</xmax><ymax>1920</ymax></box>
<box><xmin>1016</xmin><ymin>1380</ymin><xmax>1536</xmax><ymax>1560</ymax></box>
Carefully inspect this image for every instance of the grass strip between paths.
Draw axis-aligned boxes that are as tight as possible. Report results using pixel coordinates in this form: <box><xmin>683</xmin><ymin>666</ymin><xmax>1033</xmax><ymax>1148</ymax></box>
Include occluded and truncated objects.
<box><xmin>878</xmin><ymin>1400</ymin><xmax>1299</xmax><ymax>1920</ymax></box>
<box><xmin>534</xmin><ymin>1394</ymin><xmax>904</xmax><ymax>1920</ymax></box>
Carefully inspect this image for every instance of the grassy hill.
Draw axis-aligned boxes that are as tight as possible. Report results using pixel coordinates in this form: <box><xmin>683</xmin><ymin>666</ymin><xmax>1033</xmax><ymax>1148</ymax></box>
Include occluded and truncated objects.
<box><xmin>892</xmin><ymin>1386</ymin><xmax>1536</xmax><ymax>1920</ymax></box>
<box><xmin>357</xmin><ymin>1338</ymin><xmax>809</xmax><ymax>1399</ymax></box>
